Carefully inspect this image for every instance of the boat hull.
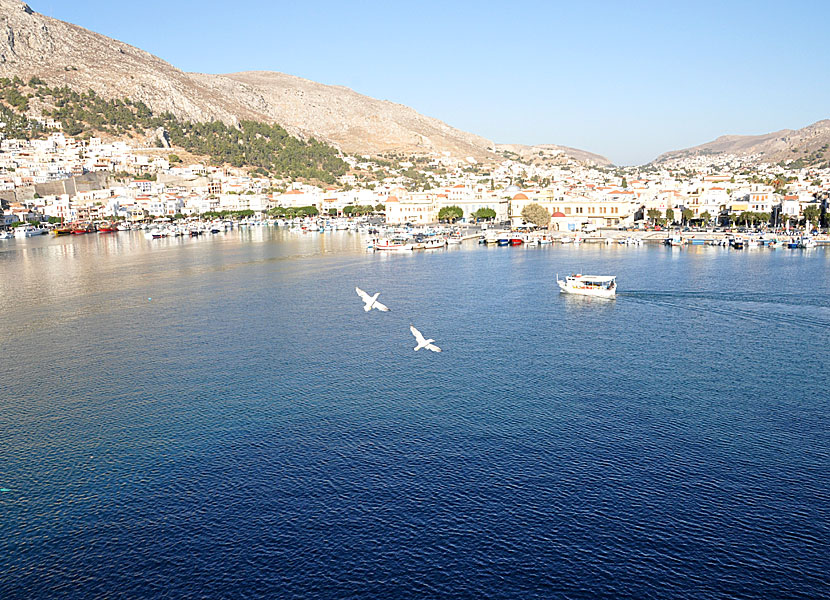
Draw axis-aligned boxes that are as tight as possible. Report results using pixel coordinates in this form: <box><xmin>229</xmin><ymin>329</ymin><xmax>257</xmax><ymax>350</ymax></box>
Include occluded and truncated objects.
<box><xmin>557</xmin><ymin>280</ymin><xmax>616</xmax><ymax>298</ymax></box>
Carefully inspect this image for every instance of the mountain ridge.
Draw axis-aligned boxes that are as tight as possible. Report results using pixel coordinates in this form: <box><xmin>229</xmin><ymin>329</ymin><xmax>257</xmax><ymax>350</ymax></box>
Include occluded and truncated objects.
<box><xmin>0</xmin><ymin>0</ymin><xmax>615</xmax><ymax>166</ymax></box>
<box><xmin>653</xmin><ymin>119</ymin><xmax>830</xmax><ymax>165</ymax></box>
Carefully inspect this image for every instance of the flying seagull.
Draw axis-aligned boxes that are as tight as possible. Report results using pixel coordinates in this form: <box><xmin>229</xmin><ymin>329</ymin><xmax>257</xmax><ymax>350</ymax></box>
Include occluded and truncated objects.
<box><xmin>355</xmin><ymin>287</ymin><xmax>390</xmax><ymax>312</ymax></box>
<box><xmin>410</xmin><ymin>325</ymin><xmax>441</xmax><ymax>352</ymax></box>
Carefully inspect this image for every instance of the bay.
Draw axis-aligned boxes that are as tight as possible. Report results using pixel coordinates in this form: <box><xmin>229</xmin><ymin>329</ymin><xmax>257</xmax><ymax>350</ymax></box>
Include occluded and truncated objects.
<box><xmin>1</xmin><ymin>230</ymin><xmax>828</xmax><ymax>599</ymax></box>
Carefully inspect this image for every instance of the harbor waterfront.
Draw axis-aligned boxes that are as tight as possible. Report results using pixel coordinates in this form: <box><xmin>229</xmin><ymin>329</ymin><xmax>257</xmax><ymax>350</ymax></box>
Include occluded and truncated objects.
<box><xmin>1</xmin><ymin>229</ymin><xmax>829</xmax><ymax>599</ymax></box>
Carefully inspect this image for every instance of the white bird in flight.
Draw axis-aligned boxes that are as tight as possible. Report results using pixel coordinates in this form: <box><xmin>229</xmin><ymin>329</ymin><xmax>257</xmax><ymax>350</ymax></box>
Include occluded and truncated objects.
<box><xmin>410</xmin><ymin>325</ymin><xmax>441</xmax><ymax>352</ymax></box>
<box><xmin>355</xmin><ymin>287</ymin><xmax>390</xmax><ymax>312</ymax></box>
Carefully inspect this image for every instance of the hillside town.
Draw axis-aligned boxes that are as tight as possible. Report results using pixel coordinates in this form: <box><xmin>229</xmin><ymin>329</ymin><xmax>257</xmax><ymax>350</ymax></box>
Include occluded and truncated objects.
<box><xmin>1</xmin><ymin>131</ymin><xmax>828</xmax><ymax>232</ymax></box>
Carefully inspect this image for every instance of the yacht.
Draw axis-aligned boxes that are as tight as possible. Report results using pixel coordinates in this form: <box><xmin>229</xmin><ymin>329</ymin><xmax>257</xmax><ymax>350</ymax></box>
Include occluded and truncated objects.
<box><xmin>557</xmin><ymin>274</ymin><xmax>617</xmax><ymax>298</ymax></box>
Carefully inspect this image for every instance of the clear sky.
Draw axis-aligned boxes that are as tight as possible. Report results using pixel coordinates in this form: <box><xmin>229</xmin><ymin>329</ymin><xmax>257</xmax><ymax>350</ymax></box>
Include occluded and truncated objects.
<box><xmin>28</xmin><ymin>0</ymin><xmax>830</xmax><ymax>165</ymax></box>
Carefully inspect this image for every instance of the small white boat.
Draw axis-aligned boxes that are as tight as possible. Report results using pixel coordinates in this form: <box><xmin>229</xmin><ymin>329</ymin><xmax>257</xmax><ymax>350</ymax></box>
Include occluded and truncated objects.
<box><xmin>14</xmin><ymin>225</ymin><xmax>48</xmax><ymax>238</ymax></box>
<box><xmin>446</xmin><ymin>236</ymin><xmax>463</xmax><ymax>245</ymax></box>
<box><xmin>557</xmin><ymin>274</ymin><xmax>617</xmax><ymax>298</ymax></box>
<box><xmin>423</xmin><ymin>237</ymin><xmax>446</xmax><ymax>249</ymax></box>
<box><xmin>374</xmin><ymin>238</ymin><xmax>413</xmax><ymax>252</ymax></box>
<box><xmin>799</xmin><ymin>236</ymin><xmax>817</xmax><ymax>249</ymax></box>
<box><xmin>0</xmin><ymin>230</ymin><xmax>13</xmax><ymax>240</ymax></box>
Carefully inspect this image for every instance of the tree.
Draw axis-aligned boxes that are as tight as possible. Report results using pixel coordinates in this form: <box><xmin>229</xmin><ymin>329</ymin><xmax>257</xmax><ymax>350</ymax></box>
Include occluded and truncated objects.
<box><xmin>665</xmin><ymin>208</ymin><xmax>675</xmax><ymax>224</ymax></box>
<box><xmin>681</xmin><ymin>208</ymin><xmax>694</xmax><ymax>225</ymax></box>
<box><xmin>473</xmin><ymin>207</ymin><xmax>496</xmax><ymax>221</ymax></box>
<box><xmin>375</xmin><ymin>203</ymin><xmax>385</xmax><ymax>212</ymax></box>
<box><xmin>168</xmin><ymin>154</ymin><xmax>181</xmax><ymax>164</ymax></box>
<box><xmin>803</xmin><ymin>204</ymin><xmax>820</xmax><ymax>228</ymax></box>
<box><xmin>328</xmin><ymin>208</ymin><xmax>338</xmax><ymax>216</ymax></box>
<box><xmin>438</xmin><ymin>205</ymin><xmax>463</xmax><ymax>223</ymax></box>
<box><xmin>700</xmin><ymin>211</ymin><xmax>712</xmax><ymax>224</ymax></box>
<box><xmin>621</xmin><ymin>177</ymin><xmax>628</xmax><ymax>188</ymax></box>
<box><xmin>646</xmin><ymin>208</ymin><xmax>661</xmax><ymax>224</ymax></box>
<box><xmin>521</xmin><ymin>203</ymin><xmax>550</xmax><ymax>228</ymax></box>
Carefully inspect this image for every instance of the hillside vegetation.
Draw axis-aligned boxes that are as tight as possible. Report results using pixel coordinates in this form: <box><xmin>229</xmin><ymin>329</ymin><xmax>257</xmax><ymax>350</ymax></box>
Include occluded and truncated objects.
<box><xmin>0</xmin><ymin>77</ymin><xmax>347</xmax><ymax>183</ymax></box>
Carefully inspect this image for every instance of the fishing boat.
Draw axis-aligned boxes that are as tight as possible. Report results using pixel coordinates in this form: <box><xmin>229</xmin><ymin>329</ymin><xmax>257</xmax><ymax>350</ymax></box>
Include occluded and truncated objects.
<box><xmin>423</xmin><ymin>237</ymin><xmax>446</xmax><ymax>249</ymax></box>
<box><xmin>497</xmin><ymin>236</ymin><xmax>510</xmax><ymax>246</ymax></box>
<box><xmin>731</xmin><ymin>237</ymin><xmax>745</xmax><ymax>249</ymax></box>
<box><xmin>557</xmin><ymin>274</ymin><xmax>617</xmax><ymax>298</ymax></box>
<box><xmin>52</xmin><ymin>226</ymin><xmax>72</xmax><ymax>236</ymax></box>
<box><xmin>97</xmin><ymin>222</ymin><xmax>117</xmax><ymax>233</ymax></box>
<box><xmin>14</xmin><ymin>224</ymin><xmax>48</xmax><ymax>237</ymax></box>
<box><xmin>374</xmin><ymin>238</ymin><xmax>413</xmax><ymax>252</ymax></box>
<box><xmin>509</xmin><ymin>236</ymin><xmax>524</xmax><ymax>246</ymax></box>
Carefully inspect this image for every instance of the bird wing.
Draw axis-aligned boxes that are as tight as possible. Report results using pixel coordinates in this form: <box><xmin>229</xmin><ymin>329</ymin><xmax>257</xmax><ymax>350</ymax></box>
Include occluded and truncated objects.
<box><xmin>373</xmin><ymin>301</ymin><xmax>390</xmax><ymax>312</ymax></box>
<box><xmin>425</xmin><ymin>343</ymin><xmax>442</xmax><ymax>353</ymax></box>
<box><xmin>355</xmin><ymin>287</ymin><xmax>371</xmax><ymax>302</ymax></box>
<box><xmin>410</xmin><ymin>325</ymin><xmax>426</xmax><ymax>344</ymax></box>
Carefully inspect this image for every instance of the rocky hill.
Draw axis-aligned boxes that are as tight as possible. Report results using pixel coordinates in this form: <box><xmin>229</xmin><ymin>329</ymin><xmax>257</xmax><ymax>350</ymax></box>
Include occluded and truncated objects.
<box><xmin>653</xmin><ymin>119</ymin><xmax>830</xmax><ymax>166</ymax></box>
<box><xmin>494</xmin><ymin>143</ymin><xmax>613</xmax><ymax>167</ymax></box>
<box><xmin>0</xmin><ymin>0</ymin><xmax>492</xmax><ymax>158</ymax></box>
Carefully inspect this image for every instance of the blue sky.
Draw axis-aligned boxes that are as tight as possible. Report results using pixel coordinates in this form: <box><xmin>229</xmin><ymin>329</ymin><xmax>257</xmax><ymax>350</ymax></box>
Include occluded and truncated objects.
<box><xmin>30</xmin><ymin>0</ymin><xmax>830</xmax><ymax>165</ymax></box>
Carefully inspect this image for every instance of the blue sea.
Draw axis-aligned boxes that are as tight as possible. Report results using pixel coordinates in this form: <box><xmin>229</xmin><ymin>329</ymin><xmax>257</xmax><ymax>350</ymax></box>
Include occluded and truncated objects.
<box><xmin>1</xmin><ymin>229</ymin><xmax>828</xmax><ymax>599</ymax></box>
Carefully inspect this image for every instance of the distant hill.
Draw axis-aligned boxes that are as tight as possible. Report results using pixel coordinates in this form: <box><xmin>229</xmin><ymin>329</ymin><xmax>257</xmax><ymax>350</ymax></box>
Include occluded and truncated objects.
<box><xmin>0</xmin><ymin>0</ymin><xmax>491</xmax><ymax>158</ymax></box>
<box><xmin>0</xmin><ymin>0</ymin><xmax>613</xmax><ymax>165</ymax></box>
<box><xmin>653</xmin><ymin>120</ymin><xmax>830</xmax><ymax>166</ymax></box>
<box><xmin>495</xmin><ymin>143</ymin><xmax>613</xmax><ymax>167</ymax></box>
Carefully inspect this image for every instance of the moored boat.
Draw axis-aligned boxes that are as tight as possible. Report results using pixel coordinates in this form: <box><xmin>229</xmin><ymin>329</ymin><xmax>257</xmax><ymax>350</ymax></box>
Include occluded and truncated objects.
<box><xmin>374</xmin><ymin>238</ymin><xmax>413</xmax><ymax>252</ymax></box>
<box><xmin>14</xmin><ymin>224</ymin><xmax>49</xmax><ymax>237</ymax></box>
<box><xmin>557</xmin><ymin>274</ymin><xmax>617</xmax><ymax>298</ymax></box>
<box><xmin>799</xmin><ymin>236</ymin><xmax>817</xmax><ymax>249</ymax></box>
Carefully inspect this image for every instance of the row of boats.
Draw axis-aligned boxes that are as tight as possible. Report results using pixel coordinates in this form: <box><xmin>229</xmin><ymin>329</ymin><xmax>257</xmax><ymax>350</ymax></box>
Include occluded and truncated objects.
<box><xmin>663</xmin><ymin>234</ymin><xmax>818</xmax><ymax>249</ymax></box>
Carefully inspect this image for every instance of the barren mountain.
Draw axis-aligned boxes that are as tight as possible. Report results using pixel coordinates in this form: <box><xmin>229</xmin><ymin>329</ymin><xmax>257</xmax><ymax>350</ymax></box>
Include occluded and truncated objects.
<box><xmin>654</xmin><ymin>120</ymin><xmax>830</xmax><ymax>165</ymax></box>
<box><xmin>0</xmin><ymin>0</ymin><xmax>492</xmax><ymax>158</ymax></box>
<box><xmin>495</xmin><ymin>143</ymin><xmax>613</xmax><ymax>167</ymax></box>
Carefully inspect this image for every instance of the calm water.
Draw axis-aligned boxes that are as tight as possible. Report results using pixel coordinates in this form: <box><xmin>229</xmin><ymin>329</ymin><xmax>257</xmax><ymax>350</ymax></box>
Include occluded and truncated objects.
<box><xmin>1</xmin><ymin>230</ymin><xmax>828</xmax><ymax>599</ymax></box>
